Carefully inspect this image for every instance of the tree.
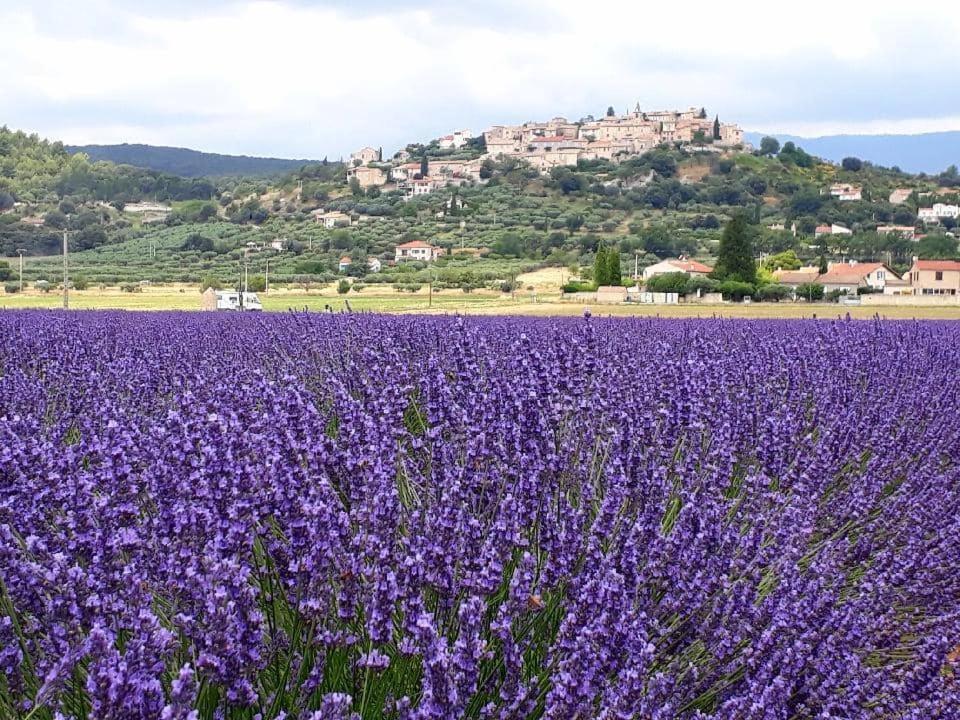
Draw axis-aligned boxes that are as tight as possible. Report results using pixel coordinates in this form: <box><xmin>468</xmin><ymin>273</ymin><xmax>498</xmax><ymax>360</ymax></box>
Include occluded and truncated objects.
<box><xmin>762</xmin><ymin>250</ymin><xmax>801</xmax><ymax>271</ymax></box>
<box><xmin>605</xmin><ymin>248</ymin><xmax>621</xmax><ymax>285</ymax></box>
<box><xmin>916</xmin><ymin>233</ymin><xmax>959</xmax><ymax>259</ymax></box>
<box><xmin>646</xmin><ymin>271</ymin><xmax>689</xmax><ymax>293</ymax></box>
<box><xmin>606</xmin><ymin>106</ymin><xmax>616</xmax><ymax>117</ymax></box>
<box><xmin>594</xmin><ymin>246</ymin><xmax>608</xmax><ymax>286</ymax></box>
<box><xmin>337</xmin><ymin>279</ymin><xmax>351</xmax><ymax>294</ymax></box>
<box><xmin>759</xmin><ymin>136</ymin><xmax>780</xmax><ymax>156</ymax></box>
<box><xmin>841</xmin><ymin>157</ymin><xmax>863</xmax><ymax>172</ymax></box>
<box><xmin>0</xmin><ymin>260</ymin><xmax>10</xmax><ymax>282</ymax></box>
<box><xmin>796</xmin><ymin>282</ymin><xmax>825</xmax><ymax>301</ymax></box>
<box><xmin>712</xmin><ymin>214</ymin><xmax>756</xmax><ymax>284</ymax></box>
<box><xmin>713</xmin><ymin>116</ymin><xmax>721</xmax><ymax>140</ymax></box>
<box><xmin>818</xmin><ymin>254</ymin><xmax>828</xmax><ymax>275</ymax></box>
<box><xmin>420</xmin><ymin>154</ymin><xmax>429</xmax><ymax>178</ymax></box>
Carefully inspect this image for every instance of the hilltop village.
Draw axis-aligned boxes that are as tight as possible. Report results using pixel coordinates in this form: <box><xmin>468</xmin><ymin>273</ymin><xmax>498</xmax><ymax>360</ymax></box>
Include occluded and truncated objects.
<box><xmin>344</xmin><ymin>106</ymin><xmax>745</xmax><ymax>196</ymax></box>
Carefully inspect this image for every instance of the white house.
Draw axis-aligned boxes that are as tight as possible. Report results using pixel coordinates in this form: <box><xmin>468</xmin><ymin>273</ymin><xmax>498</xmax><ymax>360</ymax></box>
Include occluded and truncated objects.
<box><xmin>918</xmin><ymin>204</ymin><xmax>960</xmax><ymax>223</ymax></box>
<box><xmin>438</xmin><ymin>129</ymin><xmax>472</xmax><ymax>150</ymax></box>
<box><xmin>817</xmin><ymin>262</ymin><xmax>901</xmax><ymax>294</ymax></box>
<box><xmin>367</xmin><ymin>257</ymin><xmax>382</xmax><ymax>273</ymax></box>
<box><xmin>404</xmin><ymin>178</ymin><xmax>437</xmax><ymax>200</ymax></box>
<box><xmin>829</xmin><ymin>183</ymin><xmax>863</xmax><ymax>202</ymax></box>
<box><xmin>338</xmin><ymin>256</ymin><xmax>352</xmax><ymax>272</ymax></box>
<box><xmin>312</xmin><ymin>209</ymin><xmax>352</xmax><ymax>229</ymax></box>
<box><xmin>641</xmin><ymin>258</ymin><xmax>714</xmax><ymax>281</ymax></box>
<box><xmin>876</xmin><ymin>225</ymin><xmax>917</xmax><ymax>240</ymax></box>
<box><xmin>815</xmin><ymin>224</ymin><xmax>853</xmax><ymax>238</ymax></box>
<box><xmin>395</xmin><ymin>240</ymin><xmax>443</xmax><ymax>262</ymax></box>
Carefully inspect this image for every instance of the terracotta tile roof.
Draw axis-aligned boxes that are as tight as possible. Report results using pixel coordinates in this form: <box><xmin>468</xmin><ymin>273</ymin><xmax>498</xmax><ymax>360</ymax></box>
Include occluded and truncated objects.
<box><xmin>818</xmin><ymin>263</ymin><xmax>887</xmax><ymax>283</ymax></box>
<box><xmin>396</xmin><ymin>240</ymin><xmax>435</xmax><ymax>249</ymax></box>
<box><xmin>912</xmin><ymin>260</ymin><xmax>960</xmax><ymax>271</ymax></box>
<box><xmin>668</xmin><ymin>259</ymin><xmax>713</xmax><ymax>274</ymax></box>
<box><xmin>774</xmin><ymin>270</ymin><xmax>820</xmax><ymax>284</ymax></box>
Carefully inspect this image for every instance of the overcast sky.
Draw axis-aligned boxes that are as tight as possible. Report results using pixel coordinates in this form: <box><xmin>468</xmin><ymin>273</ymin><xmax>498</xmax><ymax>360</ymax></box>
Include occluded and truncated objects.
<box><xmin>3</xmin><ymin>0</ymin><xmax>960</xmax><ymax>159</ymax></box>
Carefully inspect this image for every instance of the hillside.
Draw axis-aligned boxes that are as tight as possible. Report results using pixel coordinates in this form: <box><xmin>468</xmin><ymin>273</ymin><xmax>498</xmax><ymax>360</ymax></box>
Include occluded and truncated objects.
<box><xmin>745</xmin><ymin>131</ymin><xmax>960</xmax><ymax>174</ymax></box>
<box><xmin>65</xmin><ymin>143</ymin><xmax>321</xmax><ymax>178</ymax></box>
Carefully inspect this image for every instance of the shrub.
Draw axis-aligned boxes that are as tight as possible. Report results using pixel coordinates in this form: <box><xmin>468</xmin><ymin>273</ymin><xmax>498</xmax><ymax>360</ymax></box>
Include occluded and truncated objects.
<box><xmin>796</xmin><ymin>283</ymin><xmax>825</xmax><ymax>301</ymax></box>
<box><xmin>646</xmin><ymin>272</ymin><xmax>690</xmax><ymax>294</ymax></box>
<box><xmin>200</xmin><ymin>275</ymin><xmax>223</xmax><ymax>291</ymax></box>
<box><xmin>71</xmin><ymin>276</ymin><xmax>89</xmax><ymax>291</ymax></box>
<box><xmin>757</xmin><ymin>284</ymin><xmax>791</xmax><ymax>302</ymax></box>
<box><xmin>4</xmin><ymin>282</ymin><xmax>20</xmax><ymax>294</ymax></box>
<box><xmin>337</xmin><ymin>279</ymin><xmax>351</xmax><ymax>295</ymax></box>
<box><xmin>717</xmin><ymin>280</ymin><xmax>756</xmax><ymax>300</ymax></box>
<box><xmin>35</xmin><ymin>280</ymin><xmax>51</xmax><ymax>293</ymax></box>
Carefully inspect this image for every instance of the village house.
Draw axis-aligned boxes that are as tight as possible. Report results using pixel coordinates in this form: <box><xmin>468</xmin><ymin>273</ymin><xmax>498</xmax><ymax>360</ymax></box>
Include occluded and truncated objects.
<box><xmin>438</xmin><ymin>129</ymin><xmax>472</xmax><ymax>150</ymax></box>
<box><xmin>918</xmin><ymin>203</ymin><xmax>960</xmax><ymax>223</ymax></box>
<box><xmin>817</xmin><ymin>262</ymin><xmax>901</xmax><ymax>294</ymax></box>
<box><xmin>906</xmin><ymin>259</ymin><xmax>960</xmax><ymax>295</ymax></box>
<box><xmin>773</xmin><ymin>268</ymin><xmax>821</xmax><ymax>293</ymax></box>
<box><xmin>312</xmin><ymin>209</ymin><xmax>352</xmax><ymax>228</ymax></box>
<box><xmin>403</xmin><ymin>177</ymin><xmax>441</xmax><ymax>200</ymax></box>
<box><xmin>367</xmin><ymin>257</ymin><xmax>382</xmax><ymax>273</ymax></box>
<box><xmin>350</xmin><ymin>147</ymin><xmax>381</xmax><ymax>166</ymax></box>
<box><xmin>828</xmin><ymin>184</ymin><xmax>863</xmax><ymax>202</ymax></box>
<box><xmin>641</xmin><ymin>258</ymin><xmax>713</xmax><ymax>281</ymax></box>
<box><xmin>390</xmin><ymin>163</ymin><xmax>421</xmax><ymax>183</ymax></box>
<box><xmin>876</xmin><ymin>225</ymin><xmax>917</xmax><ymax>240</ymax></box>
<box><xmin>889</xmin><ymin>188</ymin><xmax>913</xmax><ymax>205</ymax></box>
<box><xmin>346</xmin><ymin>165</ymin><xmax>386</xmax><ymax>189</ymax></box>
<box><xmin>395</xmin><ymin>240</ymin><xmax>443</xmax><ymax>263</ymax></box>
<box><xmin>815</xmin><ymin>224</ymin><xmax>853</xmax><ymax>238</ymax></box>
<box><xmin>270</xmin><ymin>238</ymin><xmax>285</xmax><ymax>252</ymax></box>
<box><xmin>338</xmin><ymin>256</ymin><xmax>352</xmax><ymax>272</ymax></box>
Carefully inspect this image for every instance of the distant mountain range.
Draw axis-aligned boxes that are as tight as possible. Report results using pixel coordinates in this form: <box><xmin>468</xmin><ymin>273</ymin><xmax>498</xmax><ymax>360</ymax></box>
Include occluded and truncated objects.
<box><xmin>745</xmin><ymin>132</ymin><xmax>960</xmax><ymax>175</ymax></box>
<box><xmin>65</xmin><ymin>143</ymin><xmax>321</xmax><ymax>178</ymax></box>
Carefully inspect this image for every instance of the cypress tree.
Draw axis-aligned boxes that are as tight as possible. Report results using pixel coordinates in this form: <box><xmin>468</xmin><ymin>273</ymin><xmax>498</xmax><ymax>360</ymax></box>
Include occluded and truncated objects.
<box><xmin>818</xmin><ymin>253</ymin><xmax>828</xmax><ymax>275</ymax></box>
<box><xmin>713</xmin><ymin>214</ymin><xmax>756</xmax><ymax>284</ymax></box>
<box><xmin>594</xmin><ymin>246</ymin><xmax>608</xmax><ymax>287</ymax></box>
<box><xmin>713</xmin><ymin>115</ymin><xmax>721</xmax><ymax>140</ymax></box>
<box><xmin>420</xmin><ymin>154</ymin><xmax>429</xmax><ymax>178</ymax></box>
<box><xmin>605</xmin><ymin>248</ymin><xmax>621</xmax><ymax>286</ymax></box>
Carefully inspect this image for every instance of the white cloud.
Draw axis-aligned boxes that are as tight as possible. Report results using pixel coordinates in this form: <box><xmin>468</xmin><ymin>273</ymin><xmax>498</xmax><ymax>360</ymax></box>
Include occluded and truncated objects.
<box><xmin>2</xmin><ymin>0</ymin><xmax>960</xmax><ymax>156</ymax></box>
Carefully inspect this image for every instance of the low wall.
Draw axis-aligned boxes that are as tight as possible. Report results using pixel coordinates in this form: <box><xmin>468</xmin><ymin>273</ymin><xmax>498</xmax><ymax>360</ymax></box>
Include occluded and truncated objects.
<box><xmin>860</xmin><ymin>294</ymin><xmax>960</xmax><ymax>306</ymax></box>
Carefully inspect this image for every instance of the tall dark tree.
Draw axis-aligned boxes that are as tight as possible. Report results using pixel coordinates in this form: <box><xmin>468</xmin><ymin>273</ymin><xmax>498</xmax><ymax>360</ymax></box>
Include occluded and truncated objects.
<box><xmin>605</xmin><ymin>248</ymin><xmax>621</xmax><ymax>285</ymax></box>
<box><xmin>420</xmin><ymin>154</ymin><xmax>429</xmax><ymax>178</ymax></box>
<box><xmin>818</xmin><ymin>253</ymin><xmax>828</xmax><ymax>275</ymax></box>
<box><xmin>713</xmin><ymin>116</ymin><xmax>721</xmax><ymax>140</ymax></box>
<box><xmin>606</xmin><ymin>106</ymin><xmax>616</xmax><ymax>117</ymax></box>
<box><xmin>712</xmin><ymin>214</ymin><xmax>756</xmax><ymax>284</ymax></box>
<box><xmin>594</xmin><ymin>245</ymin><xmax>608</xmax><ymax>286</ymax></box>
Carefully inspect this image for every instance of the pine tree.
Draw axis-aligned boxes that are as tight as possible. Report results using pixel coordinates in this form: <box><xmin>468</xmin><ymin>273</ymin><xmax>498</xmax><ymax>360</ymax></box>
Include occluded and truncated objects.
<box><xmin>594</xmin><ymin>246</ymin><xmax>608</xmax><ymax>287</ymax></box>
<box><xmin>605</xmin><ymin>248</ymin><xmax>621</xmax><ymax>286</ymax></box>
<box><xmin>713</xmin><ymin>214</ymin><xmax>756</xmax><ymax>284</ymax></box>
<box><xmin>713</xmin><ymin>115</ymin><xmax>721</xmax><ymax>140</ymax></box>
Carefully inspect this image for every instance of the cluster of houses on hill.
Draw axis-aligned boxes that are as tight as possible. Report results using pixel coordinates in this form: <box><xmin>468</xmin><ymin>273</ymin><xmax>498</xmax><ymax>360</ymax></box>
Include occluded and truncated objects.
<box><xmin>640</xmin><ymin>256</ymin><xmax>960</xmax><ymax>297</ymax></box>
<box><xmin>335</xmin><ymin>240</ymin><xmax>446</xmax><ymax>275</ymax></box>
<box><xmin>483</xmin><ymin>106</ymin><xmax>743</xmax><ymax>171</ymax></box>
<box><xmin>341</xmin><ymin>105</ymin><xmax>745</xmax><ymax>195</ymax></box>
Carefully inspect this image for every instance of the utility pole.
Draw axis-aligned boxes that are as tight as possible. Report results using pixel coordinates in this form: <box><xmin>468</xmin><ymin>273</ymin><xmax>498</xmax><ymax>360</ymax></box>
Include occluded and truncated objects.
<box><xmin>62</xmin><ymin>229</ymin><xmax>69</xmax><ymax>309</ymax></box>
<box><xmin>634</xmin><ymin>252</ymin><xmax>639</xmax><ymax>281</ymax></box>
<box><xmin>16</xmin><ymin>248</ymin><xmax>25</xmax><ymax>293</ymax></box>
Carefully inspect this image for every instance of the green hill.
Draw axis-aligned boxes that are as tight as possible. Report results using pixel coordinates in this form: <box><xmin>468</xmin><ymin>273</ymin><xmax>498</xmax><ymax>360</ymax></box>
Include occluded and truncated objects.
<box><xmin>65</xmin><ymin>143</ymin><xmax>321</xmax><ymax>178</ymax></box>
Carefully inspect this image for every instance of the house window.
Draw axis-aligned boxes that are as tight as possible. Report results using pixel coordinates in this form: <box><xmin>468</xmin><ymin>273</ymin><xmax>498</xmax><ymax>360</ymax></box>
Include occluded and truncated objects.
<box><xmin>936</xmin><ymin>271</ymin><xmax>944</xmax><ymax>281</ymax></box>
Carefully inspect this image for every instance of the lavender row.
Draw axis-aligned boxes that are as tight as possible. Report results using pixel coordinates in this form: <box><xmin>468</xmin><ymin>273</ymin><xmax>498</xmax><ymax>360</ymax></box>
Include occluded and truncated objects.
<box><xmin>0</xmin><ymin>311</ymin><xmax>958</xmax><ymax>719</ymax></box>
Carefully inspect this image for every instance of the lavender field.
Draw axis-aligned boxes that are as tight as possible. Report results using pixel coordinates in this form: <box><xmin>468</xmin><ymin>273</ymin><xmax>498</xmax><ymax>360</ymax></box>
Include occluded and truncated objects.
<box><xmin>1</xmin><ymin>311</ymin><xmax>958</xmax><ymax>719</ymax></box>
